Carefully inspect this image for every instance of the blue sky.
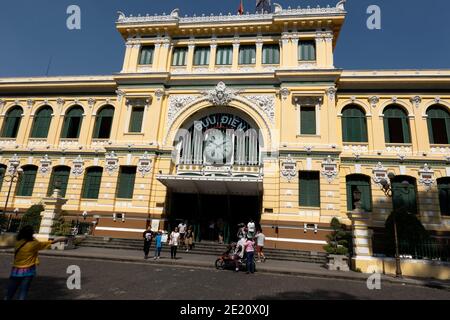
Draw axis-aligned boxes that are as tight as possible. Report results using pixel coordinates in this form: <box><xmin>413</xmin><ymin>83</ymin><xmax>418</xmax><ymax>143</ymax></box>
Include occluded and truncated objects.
<box><xmin>0</xmin><ymin>0</ymin><xmax>449</xmax><ymax>77</ymax></box>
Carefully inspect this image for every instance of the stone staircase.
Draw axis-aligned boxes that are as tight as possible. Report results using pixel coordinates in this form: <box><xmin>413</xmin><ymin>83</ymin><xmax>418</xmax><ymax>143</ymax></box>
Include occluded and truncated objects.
<box><xmin>76</xmin><ymin>236</ymin><xmax>328</xmax><ymax>265</ymax></box>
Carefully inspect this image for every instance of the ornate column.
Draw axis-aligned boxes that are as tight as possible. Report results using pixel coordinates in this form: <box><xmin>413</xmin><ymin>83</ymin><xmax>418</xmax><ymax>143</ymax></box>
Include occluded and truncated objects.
<box><xmin>35</xmin><ymin>189</ymin><xmax>68</xmax><ymax>241</ymax></box>
<box><xmin>186</xmin><ymin>40</ymin><xmax>195</xmax><ymax>72</ymax></box>
<box><xmin>209</xmin><ymin>40</ymin><xmax>217</xmax><ymax>72</ymax></box>
<box><xmin>232</xmin><ymin>39</ymin><xmax>240</xmax><ymax>71</ymax></box>
<box><xmin>255</xmin><ymin>38</ymin><xmax>263</xmax><ymax>71</ymax></box>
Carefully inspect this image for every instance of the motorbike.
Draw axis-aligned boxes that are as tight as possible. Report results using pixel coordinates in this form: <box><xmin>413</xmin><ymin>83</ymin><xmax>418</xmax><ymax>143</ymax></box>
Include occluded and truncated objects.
<box><xmin>215</xmin><ymin>253</ymin><xmax>257</xmax><ymax>272</ymax></box>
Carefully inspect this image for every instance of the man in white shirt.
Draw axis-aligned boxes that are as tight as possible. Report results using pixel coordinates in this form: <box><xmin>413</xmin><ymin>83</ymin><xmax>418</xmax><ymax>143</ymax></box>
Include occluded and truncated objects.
<box><xmin>247</xmin><ymin>220</ymin><xmax>256</xmax><ymax>239</ymax></box>
<box><xmin>178</xmin><ymin>221</ymin><xmax>187</xmax><ymax>249</ymax></box>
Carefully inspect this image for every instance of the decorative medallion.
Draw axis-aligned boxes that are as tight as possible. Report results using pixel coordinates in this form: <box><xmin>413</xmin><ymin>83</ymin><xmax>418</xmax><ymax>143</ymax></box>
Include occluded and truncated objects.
<box><xmin>56</xmin><ymin>98</ymin><xmax>65</xmax><ymax>109</ymax></box>
<box><xmin>87</xmin><ymin>98</ymin><xmax>96</xmax><ymax>108</ymax></box>
<box><xmin>321</xmin><ymin>156</ymin><xmax>338</xmax><ymax>183</ymax></box>
<box><xmin>71</xmin><ymin>155</ymin><xmax>85</xmax><ymax>177</ymax></box>
<box><xmin>281</xmin><ymin>155</ymin><xmax>297</xmax><ymax>182</ymax></box>
<box><xmin>279</xmin><ymin>88</ymin><xmax>290</xmax><ymax>100</ymax></box>
<box><xmin>7</xmin><ymin>154</ymin><xmax>20</xmax><ymax>175</ymax></box>
<box><xmin>418</xmin><ymin>163</ymin><xmax>435</xmax><ymax>190</ymax></box>
<box><xmin>39</xmin><ymin>154</ymin><xmax>52</xmax><ymax>176</ymax></box>
<box><xmin>372</xmin><ymin>162</ymin><xmax>388</xmax><ymax>185</ymax></box>
<box><xmin>105</xmin><ymin>151</ymin><xmax>119</xmax><ymax>176</ymax></box>
<box><xmin>410</xmin><ymin>96</ymin><xmax>422</xmax><ymax>108</ymax></box>
<box><xmin>202</xmin><ymin>82</ymin><xmax>240</xmax><ymax>107</ymax></box>
<box><xmin>368</xmin><ymin>96</ymin><xmax>379</xmax><ymax>108</ymax></box>
<box><xmin>137</xmin><ymin>151</ymin><xmax>152</xmax><ymax>177</ymax></box>
<box><xmin>116</xmin><ymin>90</ymin><xmax>126</xmax><ymax>102</ymax></box>
<box><xmin>244</xmin><ymin>95</ymin><xmax>275</xmax><ymax>124</ymax></box>
<box><xmin>27</xmin><ymin>99</ymin><xmax>34</xmax><ymax>109</ymax></box>
<box><xmin>326</xmin><ymin>87</ymin><xmax>337</xmax><ymax>101</ymax></box>
<box><xmin>155</xmin><ymin>89</ymin><xmax>165</xmax><ymax>101</ymax></box>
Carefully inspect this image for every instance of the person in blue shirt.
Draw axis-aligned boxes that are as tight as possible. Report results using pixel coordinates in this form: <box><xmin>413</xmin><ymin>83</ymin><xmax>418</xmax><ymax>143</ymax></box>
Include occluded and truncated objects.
<box><xmin>154</xmin><ymin>231</ymin><xmax>163</xmax><ymax>260</ymax></box>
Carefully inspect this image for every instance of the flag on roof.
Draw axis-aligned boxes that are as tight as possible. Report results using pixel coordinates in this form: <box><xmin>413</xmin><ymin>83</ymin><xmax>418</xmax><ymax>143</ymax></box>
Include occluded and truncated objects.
<box><xmin>238</xmin><ymin>0</ymin><xmax>244</xmax><ymax>15</ymax></box>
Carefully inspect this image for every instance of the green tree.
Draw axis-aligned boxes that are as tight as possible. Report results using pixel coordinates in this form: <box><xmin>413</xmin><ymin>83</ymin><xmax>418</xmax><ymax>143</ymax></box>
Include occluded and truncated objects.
<box><xmin>21</xmin><ymin>204</ymin><xmax>44</xmax><ymax>231</ymax></box>
<box><xmin>51</xmin><ymin>210</ymin><xmax>73</xmax><ymax>236</ymax></box>
<box><xmin>323</xmin><ymin>217</ymin><xmax>351</xmax><ymax>255</ymax></box>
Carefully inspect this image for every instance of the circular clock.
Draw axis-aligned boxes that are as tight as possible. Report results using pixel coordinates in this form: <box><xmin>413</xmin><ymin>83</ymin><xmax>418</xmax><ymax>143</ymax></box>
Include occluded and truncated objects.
<box><xmin>204</xmin><ymin>130</ymin><xmax>233</xmax><ymax>164</ymax></box>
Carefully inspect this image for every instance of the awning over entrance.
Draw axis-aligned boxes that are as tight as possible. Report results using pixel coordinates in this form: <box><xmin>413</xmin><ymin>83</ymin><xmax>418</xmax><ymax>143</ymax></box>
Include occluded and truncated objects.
<box><xmin>157</xmin><ymin>174</ymin><xmax>263</xmax><ymax>196</ymax></box>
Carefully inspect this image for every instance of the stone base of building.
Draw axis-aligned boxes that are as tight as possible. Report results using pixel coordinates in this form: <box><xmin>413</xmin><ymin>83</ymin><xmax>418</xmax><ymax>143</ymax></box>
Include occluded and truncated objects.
<box><xmin>352</xmin><ymin>256</ymin><xmax>450</xmax><ymax>280</ymax></box>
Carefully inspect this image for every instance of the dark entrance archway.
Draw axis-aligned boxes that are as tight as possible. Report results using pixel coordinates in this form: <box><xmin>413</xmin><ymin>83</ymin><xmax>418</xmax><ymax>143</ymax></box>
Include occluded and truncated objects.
<box><xmin>167</xmin><ymin>192</ymin><xmax>261</xmax><ymax>244</ymax></box>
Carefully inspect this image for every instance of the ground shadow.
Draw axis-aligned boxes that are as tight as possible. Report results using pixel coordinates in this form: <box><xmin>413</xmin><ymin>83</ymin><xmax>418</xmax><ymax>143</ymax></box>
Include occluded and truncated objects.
<box><xmin>255</xmin><ymin>289</ymin><xmax>358</xmax><ymax>300</ymax></box>
<box><xmin>0</xmin><ymin>276</ymin><xmax>78</xmax><ymax>300</ymax></box>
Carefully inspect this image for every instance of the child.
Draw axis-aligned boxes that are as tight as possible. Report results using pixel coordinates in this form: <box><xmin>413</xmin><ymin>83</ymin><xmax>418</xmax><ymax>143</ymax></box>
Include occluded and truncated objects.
<box><xmin>154</xmin><ymin>231</ymin><xmax>163</xmax><ymax>260</ymax></box>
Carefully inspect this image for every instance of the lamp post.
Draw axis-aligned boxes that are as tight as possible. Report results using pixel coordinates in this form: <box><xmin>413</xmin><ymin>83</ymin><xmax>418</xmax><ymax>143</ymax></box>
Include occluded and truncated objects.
<box><xmin>1</xmin><ymin>156</ymin><xmax>23</xmax><ymax>232</ymax></box>
<box><xmin>379</xmin><ymin>172</ymin><xmax>403</xmax><ymax>278</ymax></box>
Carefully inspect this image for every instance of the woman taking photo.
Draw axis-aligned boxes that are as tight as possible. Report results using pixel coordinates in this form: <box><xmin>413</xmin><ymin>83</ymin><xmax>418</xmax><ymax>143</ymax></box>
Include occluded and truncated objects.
<box><xmin>4</xmin><ymin>225</ymin><xmax>66</xmax><ymax>300</ymax></box>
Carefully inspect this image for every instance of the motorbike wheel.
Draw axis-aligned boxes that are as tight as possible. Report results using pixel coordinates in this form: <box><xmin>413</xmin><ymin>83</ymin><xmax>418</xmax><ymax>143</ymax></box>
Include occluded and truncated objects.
<box><xmin>215</xmin><ymin>259</ymin><xmax>225</xmax><ymax>270</ymax></box>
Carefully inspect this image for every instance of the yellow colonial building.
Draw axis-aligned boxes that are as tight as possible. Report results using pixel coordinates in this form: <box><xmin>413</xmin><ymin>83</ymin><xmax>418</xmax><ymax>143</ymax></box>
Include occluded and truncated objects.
<box><xmin>0</xmin><ymin>1</ymin><xmax>449</xmax><ymax>274</ymax></box>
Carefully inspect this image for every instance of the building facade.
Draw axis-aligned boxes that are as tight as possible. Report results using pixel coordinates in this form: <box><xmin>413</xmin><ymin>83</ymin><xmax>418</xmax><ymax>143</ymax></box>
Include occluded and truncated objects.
<box><xmin>0</xmin><ymin>1</ymin><xmax>449</xmax><ymax>259</ymax></box>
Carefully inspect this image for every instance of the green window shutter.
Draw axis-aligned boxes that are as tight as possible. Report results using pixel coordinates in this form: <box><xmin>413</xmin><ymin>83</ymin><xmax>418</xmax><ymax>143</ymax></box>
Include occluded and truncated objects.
<box><xmin>82</xmin><ymin>167</ymin><xmax>103</xmax><ymax>199</ymax></box>
<box><xmin>384</xmin><ymin>106</ymin><xmax>410</xmax><ymax>143</ymax></box>
<box><xmin>301</xmin><ymin>107</ymin><xmax>316</xmax><ymax>134</ymax></box>
<box><xmin>346</xmin><ymin>175</ymin><xmax>372</xmax><ymax>212</ymax></box>
<box><xmin>61</xmin><ymin>107</ymin><xmax>83</xmax><ymax>139</ymax></box>
<box><xmin>342</xmin><ymin>106</ymin><xmax>368</xmax><ymax>143</ymax></box>
<box><xmin>0</xmin><ymin>166</ymin><xmax>5</xmax><ymax>191</ymax></box>
<box><xmin>93</xmin><ymin>107</ymin><xmax>114</xmax><ymax>139</ymax></box>
<box><xmin>427</xmin><ymin>107</ymin><xmax>450</xmax><ymax>145</ymax></box>
<box><xmin>16</xmin><ymin>166</ymin><xmax>38</xmax><ymax>197</ymax></box>
<box><xmin>31</xmin><ymin>107</ymin><xmax>52</xmax><ymax>138</ymax></box>
<box><xmin>299</xmin><ymin>41</ymin><xmax>316</xmax><ymax>61</ymax></box>
<box><xmin>2</xmin><ymin>107</ymin><xmax>23</xmax><ymax>138</ymax></box>
<box><xmin>383</xmin><ymin>116</ymin><xmax>390</xmax><ymax>143</ymax></box>
<box><xmin>216</xmin><ymin>46</ymin><xmax>232</xmax><ymax>65</ymax></box>
<box><xmin>239</xmin><ymin>45</ymin><xmax>256</xmax><ymax>64</ymax></box>
<box><xmin>262</xmin><ymin>45</ymin><xmax>280</xmax><ymax>64</ymax></box>
<box><xmin>392</xmin><ymin>178</ymin><xmax>417</xmax><ymax>214</ymax></box>
<box><xmin>194</xmin><ymin>47</ymin><xmax>210</xmax><ymax>66</ymax></box>
<box><xmin>139</xmin><ymin>46</ymin><xmax>154</xmax><ymax>65</ymax></box>
<box><xmin>128</xmin><ymin>106</ymin><xmax>144</xmax><ymax>133</ymax></box>
<box><xmin>47</xmin><ymin>167</ymin><xmax>70</xmax><ymax>197</ymax></box>
<box><xmin>116</xmin><ymin>166</ymin><xmax>136</xmax><ymax>199</ymax></box>
<box><xmin>172</xmin><ymin>47</ymin><xmax>188</xmax><ymax>66</ymax></box>
<box><xmin>299</xmin><ymin>171</ymin><xmax>320</xmax><ymax>207</ymax></box>
<box><xmin>438</xmin><ymin>179</ymin><xmax>450</xmax><ymax>216</ymax></box>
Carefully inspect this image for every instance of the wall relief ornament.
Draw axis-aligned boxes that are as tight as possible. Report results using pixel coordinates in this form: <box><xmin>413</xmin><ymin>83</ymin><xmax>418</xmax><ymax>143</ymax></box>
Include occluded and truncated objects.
<box><xmin>167</xmin><ymin>95</ymin><xmax>200</xmax><ymax>127</ymax></box>
<box><xmin>71</xmin><ymin>155</ymin><xmax>85</xmax><ymax>177</ymax></box>
<box><xmin>321</xmin><ymin>156</ymin><xmax>338</xmax><ymax>183</ymax></box>
<box><xmin>279</xmin><ymin>88</ymin><xmax>290</xmax><ymax>100</ymax></box>
<box><xmin>418</xmin><ymin>163</ymin><xmax>435</xmax><ymax>190</ymax></box>
<box><xmin>105</xmin><ymin>151</ymin><xmax>119</xmax><ymax>175</ymax></box>
<box><xmin>202</xmin><ymin>82</ymin><xmax>240</xmax><ymax>107</ymax></box>
<box><xmin>7</xmin><ymin>154</ymin><xmax>20</xmax><ymax>175</ymax></box>
<box><xmin>87</xmin><ymin>98</ymin><xmax>96</xmax><ymax>108</ymax></box>
<box><xmin>281</xmin><ymin>155</ymin><xmax>297</xmax><ymax>182</ymax></box>
<box><xmin>410</xmin><ymin>96</ymin><xmax>422</xmax><ymax>108</ymax></box>
<box><xmin>27</xmin><ymin>99</ymin><xmax>34</xmax><ymax>109</ymax></box>
<box><xmin>155</xmin><ymin>89</ymin><xmax>165</xmax><ymax>101</ymax></box>
<box><xmin>39</xmin><ymin>154</ymin><xmax>52</xmax><ymax>175</ymax></box>
<box><xmin>368</xmin><ymin>96</ymin><xmax>379</xmax><ymax>108</ymax></box>
<box><xmin>244</xmin><ymin>95</ymin><xmax>275</xmax><ymax>124</ymax></box>
<box><xmin>372</xmin><ymin>162</ymin><xmax>388</xmax><ymax>185</ymax></box>
<box><xmin>326</xmin><ymin>87</ymin><xmax>337</xmax><ymax>101</ymax></box>
<box><xmin>137</xmin><ymin>152</ymin><xmax>152</xmax><ymax>177</ymax></box>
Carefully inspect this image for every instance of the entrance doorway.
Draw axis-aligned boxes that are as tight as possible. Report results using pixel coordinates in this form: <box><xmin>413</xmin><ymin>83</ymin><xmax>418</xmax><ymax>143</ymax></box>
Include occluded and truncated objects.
<box><xmin>168</xmin><ymin>193</ymin><xmax>261</xmax><ymax>243</ymax></box>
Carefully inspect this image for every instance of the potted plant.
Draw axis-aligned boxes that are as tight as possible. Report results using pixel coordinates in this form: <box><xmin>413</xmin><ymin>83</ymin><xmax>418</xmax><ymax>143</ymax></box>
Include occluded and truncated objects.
<box><xmin>51</xmin><ymin>210</ymin><xmax>75</xmax><ymax>250</ymax></box>
<box><xmin>324</xmin><ymin>217</ymin><xmax>351</xmax><ymax>271</ymax></box>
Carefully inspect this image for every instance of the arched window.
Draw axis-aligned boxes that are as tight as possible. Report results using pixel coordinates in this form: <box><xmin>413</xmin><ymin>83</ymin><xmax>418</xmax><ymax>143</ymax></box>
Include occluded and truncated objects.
<box><xmin>1</xmin><ymin>106</ymin><xmax>23</xmax><ymax>138</ymax></box>
<box><xmin>437</xmin><ymin>177</ymin><xmax>450</xmax><ymax>216</ymax></box>
<box><xmin>61</xmin><ymin>106</ymin><xmax>83</xmax><ymax>139</ymax></box>
<box><xmin>16</xmin><ymin>165</ymin><xmax>38</xmax><ymax>197</ymax></box>
<box><xmin>427</xmin><ymin>106</ymin><xmax>450</xmax><ymax>145</ymax></box>
<box><xmin>30</xmin><ymin>106</ymin><xmax>53</xmax><ymax>138</ymax></box>
<box><xmin>383</xmin><ymin>106</ymin><xmax>411</xmax><ymax>143</ymax></box>
<box><xmin>47</xmin><ymin>166</ymin><xmax>71</xmax><ymax>197</ymax></box>
<box><xmin>342</xmin><ymin>105</ymin><xmax>368</xmax><ymax>143</ymax></box>
<box><xmin>346</xmin><ymin>174</ymin><xmax>372</xmax><ymax>212</ymax></box>
<box><xmin>82</xmin><ymin>167</ymin><xmax>103</xmax><ymax>199</ymax></box>
<box><xmin>392</xmin><ymin>176</ymin><xmax>417</xmax><ymax>214</ymax></box>
<box><xmin>93</xmin><ymin>106</ymin><xmax>114</xmax><ymax>139</ymax></box>
<box><xmin>0</xmin><ymin>164</ymin><xmax>7</xmax><ymax>191</ymax></box>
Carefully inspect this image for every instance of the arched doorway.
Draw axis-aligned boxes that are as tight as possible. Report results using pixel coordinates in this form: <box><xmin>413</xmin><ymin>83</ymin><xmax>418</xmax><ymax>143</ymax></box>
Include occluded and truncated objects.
<box><xmin>160</xmin><ymin>108</ymin><xmax>264</xmax><ymax>243</ymax></box>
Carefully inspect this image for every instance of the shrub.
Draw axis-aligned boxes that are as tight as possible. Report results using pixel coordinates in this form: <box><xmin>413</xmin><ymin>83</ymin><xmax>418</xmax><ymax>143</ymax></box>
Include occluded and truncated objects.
<box><xmin>51</xmin><ymin>210</ymin><xmax>73</xmax><ymax>236</ymax></box>
<box><xmin>21</xmin><ymin>204</ymin><xmax>44</xmax><ymax>231</ymax></box>
<box><xmin>323</xmin><ymin>217</ymin><xmax>351</xmax><ymax>255</ymax></box>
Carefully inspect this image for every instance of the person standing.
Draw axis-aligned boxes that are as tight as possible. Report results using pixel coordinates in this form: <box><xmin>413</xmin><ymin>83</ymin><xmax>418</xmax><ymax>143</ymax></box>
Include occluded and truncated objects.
<box><xmin>178</xmin><ymin>220</ymin><xmax>187</xmax><ymax>250</ymax></box>
<box><xmin>154</xmin><ymin>231</ymin><xmax>163</xmax><ymax>260</ymax></box>
<box><xmin>4</xmin><ymin>225</ymin><xmax>66</xmax><ymax>300</ymax></box>
<box><xmin>185</xmin><ymin>225</ymin><xmax>194</xmax><ymax>252</ymax></box>
<box><xmin>169</xmin><ymin>227</ymin><xmax>180</xmax><ymax>259</ymax></box>
<box><xmin>255</xmin><ymin>229</ymin><xmax>266</xmax><ymax>262</ymax></box>
<box><xmin>244</xmin><ymin>237</ymin><xmax>256</xmax><ymax>274</ymax></box>
<box><xmin>142</xmin><ymin>227</ymin><xmax>153</xmax><ymax>259</ymax></box>
<box><xmin>233</xmin><ymin>237</ymin><xmax>246</xmax><ymax>272</ymax></box>
<box><xmin>247</xmin><ymin>220</ymin><xmax>256</xmax><ymax>239</ymax></box>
